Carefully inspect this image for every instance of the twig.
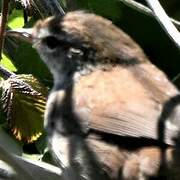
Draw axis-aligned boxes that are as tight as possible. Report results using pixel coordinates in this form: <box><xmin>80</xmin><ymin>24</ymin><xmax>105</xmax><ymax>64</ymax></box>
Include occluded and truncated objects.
<box><xmin>0</xmin><ymin>0</ymin><xmax>9</xmax><ymax>60</ymax></box>
<box><xmin>145</xmin><ymin>0</ymin><xmax>180</xmax><ymax>50</ymax></box>
<box><xmin>0</xmin><ymin>145</ymin><xmax>34</xmax><ymax>180</ymax></box>
<box><xmin>118</xmin><ymin>0</ymin><xmax>180</xmax><ymax>29</ymax></box>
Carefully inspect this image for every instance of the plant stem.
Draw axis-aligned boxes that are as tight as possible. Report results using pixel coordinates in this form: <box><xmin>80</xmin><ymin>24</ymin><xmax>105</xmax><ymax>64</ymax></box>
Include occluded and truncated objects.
<box><xmin>145</xmin><ymin>0</ymin><xmax>180</xmax><ymax>50</ymax></box>
<box><xmin>0</xmin><ymin>0</ymin><xmax>9</xmax><ymax>60</ymax></box>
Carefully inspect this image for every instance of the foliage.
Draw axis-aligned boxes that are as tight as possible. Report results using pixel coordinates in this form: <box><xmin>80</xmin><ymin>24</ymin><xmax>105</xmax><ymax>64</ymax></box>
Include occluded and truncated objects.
<box><xmin>1</xmin><ymin>74</ymin><xmax>47</xmax><ymax>143</ymax></box>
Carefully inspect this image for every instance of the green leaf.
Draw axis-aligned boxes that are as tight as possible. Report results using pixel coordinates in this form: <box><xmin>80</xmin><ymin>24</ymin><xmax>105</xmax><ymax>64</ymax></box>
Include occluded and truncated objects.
<box><xmin>4</xmin><ymin>11</ymin><xmax>52</xmax><ymax>84</ymax></box>
<box><xmin>77</xmin><ymin>0</ymin><xmax>122</xmax><ymax>21</ymax></box>
<box><xmin>13</xmin><ymin>41</ymin><xmax>52</xmax><ymax>83</ymax></box>
<box><xmin>1</xmin><ymin>74</ymin><xmax>48</xmax><ymax>143</ymax></box>
<box><xmin>4</xmin><ymin>36</ymin><xmax>52</xmax><ymax>86</ymax></box>
<box><xmin>0</xmin><ymin>54</ymin><xmax>17</xmax><ymax>72</ymax></box>
<box><xmin>8</xmin><ymin>9</ymin><xmax>24</xmax><ymax>29</ymax></box>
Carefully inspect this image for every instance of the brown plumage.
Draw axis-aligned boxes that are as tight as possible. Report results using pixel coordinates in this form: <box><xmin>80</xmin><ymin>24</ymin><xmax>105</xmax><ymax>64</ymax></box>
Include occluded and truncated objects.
<box><xmin>23</xmin><ymin>11</ymin><xmax>180</xmax><ymax>179</ymax></box>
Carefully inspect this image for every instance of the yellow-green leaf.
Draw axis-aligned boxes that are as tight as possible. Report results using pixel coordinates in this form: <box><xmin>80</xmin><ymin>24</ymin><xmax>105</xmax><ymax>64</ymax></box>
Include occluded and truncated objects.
<box><xmin>1</xmin><ymin>74</ymin><xmax>48</xmax><ymax>143</ymax></box>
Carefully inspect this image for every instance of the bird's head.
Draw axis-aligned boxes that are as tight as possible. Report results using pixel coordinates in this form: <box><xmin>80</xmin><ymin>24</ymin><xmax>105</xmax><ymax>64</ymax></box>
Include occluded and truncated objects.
<box><xmin>32</xmin><ymin>11</ymin><xmax>147</xmax><ymax>83</ymax></box>
<box><xmin>7</xmin><ymin>11</ymin><xmax>147</xmax><ymax>88</ymax></box>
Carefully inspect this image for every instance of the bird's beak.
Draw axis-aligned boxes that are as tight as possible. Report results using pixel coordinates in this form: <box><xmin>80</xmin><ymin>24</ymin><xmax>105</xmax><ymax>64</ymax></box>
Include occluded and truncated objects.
<box><xmin>6</xmin><ymin>28</ymin><xmax>33</xmax><ymax>43</ymax></box>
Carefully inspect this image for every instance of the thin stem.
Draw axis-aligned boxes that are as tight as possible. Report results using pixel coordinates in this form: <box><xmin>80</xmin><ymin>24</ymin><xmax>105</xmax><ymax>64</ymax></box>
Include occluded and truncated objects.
<box><xmin>146</xmin><ymin>0</ymin><xmax>180</xmax><ymax>50</ymax></box>
<box><xmin>118</xmin><ymin>0</ymin><xmax>180</xmax><ymax>29</ymax></box>
<box><xmin>0</xmin><ymin>0</ymin><xmax>9</xmax><ymax>60</ymax></box>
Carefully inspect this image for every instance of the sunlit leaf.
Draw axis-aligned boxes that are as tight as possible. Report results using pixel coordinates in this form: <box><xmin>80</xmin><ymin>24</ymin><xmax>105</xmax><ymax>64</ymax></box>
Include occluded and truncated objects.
<box><xmin>8</xmin><ymin>9</ymin><xmax>24</xmax><ymax>29</ymax></box>
<box><xmin>0</xmin><ymin>54</ymin><xmax>17</xmax><ymax>72</ymax></box>
<box><xmin>0</xmin><ymin>74</ymin><xmax>48</xmax><ymax>143</ymax></box>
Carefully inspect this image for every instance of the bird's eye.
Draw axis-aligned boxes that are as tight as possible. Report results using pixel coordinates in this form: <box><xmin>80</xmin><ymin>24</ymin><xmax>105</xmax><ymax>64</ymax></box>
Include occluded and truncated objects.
<box><xmin>42</xmin><ymin>36</ymin><xmax>60</xmax><ymax>49</ymax></box>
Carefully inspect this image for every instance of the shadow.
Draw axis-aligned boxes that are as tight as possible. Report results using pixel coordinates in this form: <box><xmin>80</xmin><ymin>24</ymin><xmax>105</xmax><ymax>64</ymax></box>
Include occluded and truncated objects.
<box><xmin>157</xmin><ymin>94</ymin><xmax>180</xmax><ymax>178</ymax></box>
<box><xmin>47</xmin><ymin>77</ymin><xmax>110</xmax><ymax>180</ymax></box>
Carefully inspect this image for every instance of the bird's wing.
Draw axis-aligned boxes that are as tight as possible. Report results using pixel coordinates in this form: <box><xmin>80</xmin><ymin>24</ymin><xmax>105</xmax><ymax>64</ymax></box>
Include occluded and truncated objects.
<box><xmin>74</xmin><ymin>64</ymin><xmax>180</xmax><ymax>145</ymax></box>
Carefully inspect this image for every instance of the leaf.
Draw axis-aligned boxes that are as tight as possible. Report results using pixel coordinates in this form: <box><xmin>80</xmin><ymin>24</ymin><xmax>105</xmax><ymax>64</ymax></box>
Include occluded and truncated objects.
<box><xmin>8</xmin><ymin>9</ymin><xmax>24</xmax><ymax>29</ymax></box>
<box><xmin>0</xmin><ymin>53</ymin><xmax>17</xmax><ymax>72</ymax></box>
<box><xmin>4</xmin><ymin>7</ymin><xmax>52</xmax><ymax>85</ymax></box>
<box><xmin>4</xmin><ymin>36</ymin><xmax>53</xmax><ymax>85</ymax></box>
<box><xmin>0</xmin><ymin>74</ymin><xmax>48</xmax><ymax>143</ymax></box>
<box><xmin>76</xmin><ymin>0</ymin><xmax>123</xmax><ymax>21</ymax></box>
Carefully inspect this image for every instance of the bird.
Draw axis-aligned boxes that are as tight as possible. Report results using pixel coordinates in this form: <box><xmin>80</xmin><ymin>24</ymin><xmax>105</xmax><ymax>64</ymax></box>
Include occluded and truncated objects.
<box><xmin>8</xmin><ymin>11</ymin><xmax>180</xmax><ymax>179</ymax></box>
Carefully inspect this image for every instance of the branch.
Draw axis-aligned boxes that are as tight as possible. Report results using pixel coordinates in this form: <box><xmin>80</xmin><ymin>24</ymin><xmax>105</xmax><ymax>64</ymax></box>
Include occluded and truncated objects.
<box><xmin>0</xmin><ymin>160</ymin><xmax>17</xmax><ymax>180</ymax></box>
<box><xmin>0</xmin><ymin>153</ymin><xmax>64</xmax><ymax>180</ymax></box>
<box><xmin>118</xmin><ymin>0</ymin><xmax>180</xmax><ymax>30</ymax></box>
<box><xmin>0</xmin><ymin>145</ymin><xmax>34</xmax><ymax>180</ymax></box>
<box><xmin>0</xmin><ymin>0</ymin><xmax>9</xmax><ymax>60</ymax></box>
<box><xmin>145</xmin><ymin>0</ymin><xmax>180</xmax><ymax>50</ymax></box>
